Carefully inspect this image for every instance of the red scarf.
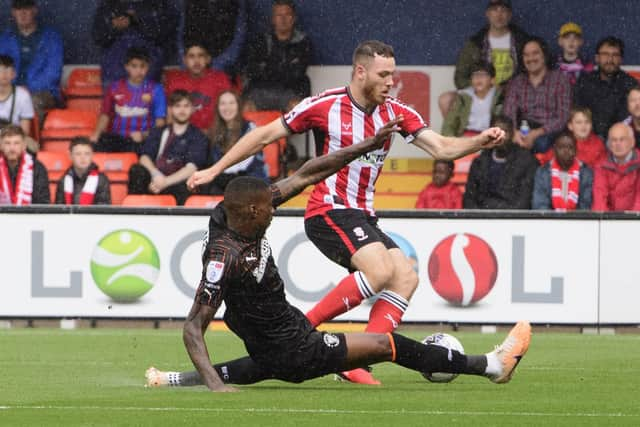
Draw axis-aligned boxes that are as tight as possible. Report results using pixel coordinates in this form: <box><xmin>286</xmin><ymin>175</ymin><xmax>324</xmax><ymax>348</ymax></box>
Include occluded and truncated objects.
<box><xmin>0</xmin><ymin>152</ymin><xmax>33</xmax><ymax>205</ymax></box>
<box><xmin>63</xmin><ymin>167</ymin><xmax>99</xmax><ymax>205</ymax></box>
<box><xmin>550</xmin><ymin>158</ymin><xmax>580</xmax><ymax>211</ymax></box>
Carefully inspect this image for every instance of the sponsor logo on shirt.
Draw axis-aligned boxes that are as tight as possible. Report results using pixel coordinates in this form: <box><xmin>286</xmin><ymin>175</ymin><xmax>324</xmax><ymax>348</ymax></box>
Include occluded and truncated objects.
<box><xmin>115</xmin><ymin>105</ymin><xmax>150</xmax><ymax>118</ymax></box>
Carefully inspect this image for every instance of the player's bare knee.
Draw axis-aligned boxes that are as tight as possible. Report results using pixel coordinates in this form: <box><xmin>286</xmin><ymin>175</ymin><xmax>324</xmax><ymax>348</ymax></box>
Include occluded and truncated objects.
<box><xmin>361</xmin><ymin>261</ymin><xmax>394</xmax><ymax>292</ymax></box>
<box><xmin>388</xmin><ymin>259</ymin><xmax>419</xmax><ymax>298</ymax></box>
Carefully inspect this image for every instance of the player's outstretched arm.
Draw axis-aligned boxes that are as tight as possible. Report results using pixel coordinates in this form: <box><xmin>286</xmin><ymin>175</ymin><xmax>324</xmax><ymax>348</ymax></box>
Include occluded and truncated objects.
<box><xmin>412</xmin><ymin>127</ymin><xmax>505</xmax><ymax>161</ymax></box>
<box><xmin>183</xmin><ymin>301</ymin><xmax>237</xmax><ymax>392</ymax></box>
<box><xmin>274</xmin><ymin>117</ymin><xmax>403</xmax><ymax>204</ymax></box>
<box><xmin>188</xmin><ymin>118</ymin><xmax>290</xmax><ymax>190</ymax></box>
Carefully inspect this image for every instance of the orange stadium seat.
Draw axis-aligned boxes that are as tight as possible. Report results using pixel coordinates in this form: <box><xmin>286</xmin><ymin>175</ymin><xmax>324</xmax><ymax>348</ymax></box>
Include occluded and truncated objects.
<box><xmin>65</xmin><ymin>97</ymin><xmax>102</xmax><ymax>113</ymax></box>
<box><xmin>37</xmin><ymin>151</ymin><xmax>71</xmax><ymax>182</ymax></box>
<box><xmin>92</xmin><ymin>152</ymin><xmax>138</xmax><ymax>182</ymax></box>
<box><xmin>454</xmin><ymin>153</ymin><xmax>480</xmax><ymax>174</ymax></box>
<box><xmin>184</xmin><ymin>195</ymin><xmax>224</xmax><ymax>208</ymax></box>
<box><xmin>65</xmin><ymin>68</ymin><xmax>102</xmax><ymax>98</ymax></box>
<box><xmin>40</xmin><ymin>139</ymin><xmax>74</xmax><ymax>153</ymax></box>
<box><xmin>121</xmin><ymin>194</ymin><xmax>177</xmax><ymax>207</ymax></box>
<box><xmin>41</xmin><ymin>109</ymin><xmax>99</xmax><ymax>152</ymax></box>
<box><xmin>109</xmin><ymin>183</ymin><xmax>128</xmax><ymax>205</ymax></box>
<box><xmin>43</xmin><ymin>109</ymin><xmax>98</xmax><ymax>131</ymax></box>
<box><xmin>49</xmin><ymin>182</ymin><xmax>57</xmax><ymax>203</ymax></box>
<box><xmin>243</xmin><ymin>110</ymin><xmax>285</xmax><ymax>179</ymax></box>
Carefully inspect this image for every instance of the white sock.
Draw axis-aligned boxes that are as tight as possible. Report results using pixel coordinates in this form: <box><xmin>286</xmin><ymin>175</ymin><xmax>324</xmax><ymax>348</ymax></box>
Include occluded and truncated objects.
<box><xmin>167</xmin><ymin>371</ymin><xmax>181</xmax><ymax>386</ymax></box>
<box><xmin>484</xmin><ymin>351</ymin><xmax>502</xmax><ymax>376</ymax></box>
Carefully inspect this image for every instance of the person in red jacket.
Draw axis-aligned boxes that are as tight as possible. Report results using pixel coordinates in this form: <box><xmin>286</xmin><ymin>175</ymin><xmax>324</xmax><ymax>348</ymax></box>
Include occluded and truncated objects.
<box><xmin>415</xmin><ymin>160</ymin><xmax>462</xmax><ymax>209</ymax></box>
<box><xmin>592</xmin><ymin>122</ymin><xmax>640</xmax><ymax>211</ymax></box>
<box><xmin>164</xmin><ymin>42</ymin><xmax>233</xmax><ymax>130</ymax></box>
<box><xmin>567</xmin><ymin>106</ymin><xmax>607</xmax><ymax>168</ymax></box>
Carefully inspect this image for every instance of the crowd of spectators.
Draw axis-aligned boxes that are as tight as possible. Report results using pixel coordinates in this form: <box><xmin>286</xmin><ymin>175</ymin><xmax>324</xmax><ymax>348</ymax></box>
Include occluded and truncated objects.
<box><xmin>1</xmin><ymin>0</ymin><xmax>640</xmax><ymax>213</ymax></box>
<box><xmin>417</xmin><ymin>0</ymin><xmax>640</xmax><ymax>212</ymax></box>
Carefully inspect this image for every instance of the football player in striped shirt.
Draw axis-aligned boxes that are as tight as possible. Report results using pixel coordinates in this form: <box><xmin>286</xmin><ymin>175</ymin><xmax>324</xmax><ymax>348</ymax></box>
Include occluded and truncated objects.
<box><xmin>188</xmin><ymin>40</ymin><xmax>505</xmax><ymax>384</ymax></box>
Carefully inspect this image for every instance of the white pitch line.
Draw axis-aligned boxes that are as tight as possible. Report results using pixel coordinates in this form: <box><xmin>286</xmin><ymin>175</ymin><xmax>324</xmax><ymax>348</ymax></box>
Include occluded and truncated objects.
<box><xmin>0</xmin><ymin>406</ymin><xmax>637</xmax><ymax>418</ymax></box>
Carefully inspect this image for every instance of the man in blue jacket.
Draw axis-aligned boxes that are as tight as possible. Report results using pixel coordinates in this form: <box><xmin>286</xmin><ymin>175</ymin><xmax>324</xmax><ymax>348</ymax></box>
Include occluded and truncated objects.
<box><xmin>0</xmin><ymin>0</ymin><xmax>63</xmax><ymax>120</ymax></box>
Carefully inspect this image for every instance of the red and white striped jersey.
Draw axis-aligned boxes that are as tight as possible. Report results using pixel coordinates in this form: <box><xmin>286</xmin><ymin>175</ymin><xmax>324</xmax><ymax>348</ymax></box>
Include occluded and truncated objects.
<box><xmin>283</xmin><ymin>86</ymin><xmax>428</xmax><ymax>218</ymax></box>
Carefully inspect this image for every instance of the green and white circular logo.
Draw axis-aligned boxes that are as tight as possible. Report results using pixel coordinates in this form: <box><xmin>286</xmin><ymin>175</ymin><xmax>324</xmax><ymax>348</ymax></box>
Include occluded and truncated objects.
<box><xmin>90</xmin><ymin>230</ymin><xmax>160</xmax><ymax>302</ymax></box>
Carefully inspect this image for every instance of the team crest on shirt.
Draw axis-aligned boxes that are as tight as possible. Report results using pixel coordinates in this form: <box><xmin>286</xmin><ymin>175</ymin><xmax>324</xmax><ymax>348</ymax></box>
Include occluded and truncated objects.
<box><xmin>141</xmin><ymin>93</ymin><xmax>152</xmax><ymax>103</ymax></box>
<box><xmin>205</xmin><ymin>260</ymin><xmax>225</xmax><ymax>284</ymax></box>
<box><xmin>323</xmin><ymin>333</ymin><xmax>340</xmax><ymax>348</ymax></box>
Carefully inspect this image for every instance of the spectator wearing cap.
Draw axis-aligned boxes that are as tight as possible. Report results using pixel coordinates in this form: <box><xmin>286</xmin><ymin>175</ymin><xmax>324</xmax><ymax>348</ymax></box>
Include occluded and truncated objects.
<box><xmin>503</xmin><ymin>37</ymin><xmax>572</xmax><ymax>154</ymax></box>
<box><xmin>442</xmin><ymin>61</ymin><xmax>503</xmax><ymax>137</ymax></box>
<box><xmin>574</xmin><ymin>36</ymin><xmax>638</xmax><ymax>139</ymax></box>
<box><xmin>439</xmin><ymin>0</ymin><xmax>529</xmax><ymax>117</ymax></box>
<box><xmin>555</xmin><ymin>22</ymin><xmax>593</xmax><ymax>86</ymax></box>
<box><xmin>592</xmin><ymin>122</ymin><xmax>640</xmax><ymax>211</ymax></box>
<box><xmin>0</xmin><ymin>0</ymin><xmax>63</xmax><ymax>121</ymax></box>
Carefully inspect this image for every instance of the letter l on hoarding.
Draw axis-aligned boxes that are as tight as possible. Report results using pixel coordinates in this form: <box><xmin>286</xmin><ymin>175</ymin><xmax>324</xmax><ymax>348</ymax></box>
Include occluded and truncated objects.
<box><xmin>511</xmin><ymin>235</ymin><xmax>563</xmax><ymax>303</ymax></box>
<box><xmin>31</xmin><ymin>231</ymin><xmax>82</xmax><ymax>297</ymax></box>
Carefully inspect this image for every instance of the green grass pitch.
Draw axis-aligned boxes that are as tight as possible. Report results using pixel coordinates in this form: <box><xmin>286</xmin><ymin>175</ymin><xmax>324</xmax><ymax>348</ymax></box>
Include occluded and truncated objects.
<box><xmin>0</xmin><ymin>328</ymin><xmax>638</xmax><ymax>426</ymax></box>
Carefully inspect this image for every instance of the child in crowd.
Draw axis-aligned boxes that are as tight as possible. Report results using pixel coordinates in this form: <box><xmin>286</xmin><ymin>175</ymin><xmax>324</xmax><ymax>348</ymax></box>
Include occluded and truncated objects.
<box><xmin>55</xmin><ymin>137</ymin><xmax>111</xmax><ymax>205</ymax></box>
<box><xmin>0</xmin><ymin>55</ymin><xmax>37</xmax><ymax>152</ymax></box>
<box><xmin>532</xmin><ymin>130</ymin><xmax>593</xmax><ymax>211</ymax></box>
<box><xmin>567</xmin><ymin>107</ymin><xmax>606</xmax><ymax>168</ymax></box>
<box><xmin>556</xmin><ymin>22</ymin><xmax>593</xmax><ymax>85</ymax></box>
<box><xmin>441</xmin><ymin>61</ymin><xmax>502</xmax><ymax>137</ymax></box>
<box><xmin>91</xmin><ymin>47</ymin><xmax>166</xmax><ymax>153</ymax></box>
<box><xmin>415</xmin><ymin>160</ymin><xmax>462</xmax><ymax>209</ymax></box>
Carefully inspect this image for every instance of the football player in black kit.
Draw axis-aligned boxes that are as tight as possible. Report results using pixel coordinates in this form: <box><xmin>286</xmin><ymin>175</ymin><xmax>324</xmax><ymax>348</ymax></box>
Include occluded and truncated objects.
<box><xmin>146</xmin><ymin>118</ymin><xmax>531</xmax><ymax>392</ymax></box>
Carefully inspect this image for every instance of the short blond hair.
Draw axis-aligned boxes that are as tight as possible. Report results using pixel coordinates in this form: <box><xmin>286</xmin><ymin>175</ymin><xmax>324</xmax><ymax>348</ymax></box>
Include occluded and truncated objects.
<box><xmin>569</xmin><ymin>106</ymin><xmax>592</xmax><ymax>122</ymax></box>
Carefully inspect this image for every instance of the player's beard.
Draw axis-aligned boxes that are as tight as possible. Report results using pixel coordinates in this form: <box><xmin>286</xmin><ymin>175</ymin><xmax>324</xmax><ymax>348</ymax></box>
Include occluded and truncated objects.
<box><xmin>363</xmin><ymin>83</ymin><xmax>383</xmax><ymax>106</ymax></box>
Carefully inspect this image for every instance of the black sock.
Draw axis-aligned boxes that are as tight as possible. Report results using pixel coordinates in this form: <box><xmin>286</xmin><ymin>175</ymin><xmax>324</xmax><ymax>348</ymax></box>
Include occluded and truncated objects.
<box><xmin>178</xmin><ymin>356</ymin><xmax>273</xmax><ymax>386</ymax></box>
<box><xmin>213</xmin><ymin>356</ymin><xmax>274</xmax><ymax>384</ymax></box>
<box><xmin>391</xmin><ymin>333</ymin><xmax>487</xmax><ymax>375</ymax></box>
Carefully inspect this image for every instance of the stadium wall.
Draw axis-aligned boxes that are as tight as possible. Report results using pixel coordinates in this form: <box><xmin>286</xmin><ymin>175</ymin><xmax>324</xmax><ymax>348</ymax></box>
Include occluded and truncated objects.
<box><xmin>2</xmin><ymin>0</ymin><xmax>640</xmax><ymax>66</ymax></box>
<box><xmin>1</xmin><ymin>207</ymin><xmax>638</xmax><ymax>325</ymax></box>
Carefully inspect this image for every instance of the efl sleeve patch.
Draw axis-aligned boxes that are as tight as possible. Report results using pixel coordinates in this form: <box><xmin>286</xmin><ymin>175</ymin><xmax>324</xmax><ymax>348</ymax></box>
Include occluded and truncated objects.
<box><xmin>205</xmin><ymin>261</ymin><xmax>225</xmax><ymax>285</ymax></box>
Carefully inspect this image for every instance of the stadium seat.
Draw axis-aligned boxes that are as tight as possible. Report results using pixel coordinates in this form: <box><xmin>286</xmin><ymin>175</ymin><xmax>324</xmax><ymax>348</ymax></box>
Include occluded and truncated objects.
<box><xmin>109</xmin><ymin>183</ymin><xmax>128</xmax><ymax>205</ymax></box>
<box><xmin>65</xmin><ymin>97</ymin><xmax>102</xmax><ymax>113</ymax></box>
<box><xmin>37</xmin><ymin>151</ymin><xmax>71</xmax><ymax>182</ymax></box>
<box><xmin>92</xmin><ymin>152</ymin><xmax>138</xmax><ymax>182</ymax></box>
<box><xmin>184</xmin><ymin>195</ymin><xmax>224</xmax><ymax>208</ymax></box>
<box><xmin>40</xmin><ymin>139</ymin><xmax>74</xmax><ymax>153</ymax></box>
<box><xmin>64</xmin><ymin>68</ymin><xmax>102</xmax><ymax>98</ymax></box>
<box><xmin>629</xmin><ymin>70</ymin><xmax>640</xmax><ymax>84</ymax></box>
<box><xmin>49</xmin><ymin>182</ymin><xmax>57</xmax><ymax>203</ymax></box>
<box><xmin>40</xmin><ymin>109</ymin><xmax>99</xmax><ymax>153</ymax></box>
<box><xmin>243</xmin><ymin>110</ymin><xmax>285</xmax><ymax>179</ymax></box>
<box><xmin>121</xmin><ymin>194</ymin><xmax>177</xmax><ymax>207</ymax></box>
<box><xmin>451</xmin><ymin>172</ymin><xmax>469</xmax><ymax>186</ymax></box>
<box><xmin>454</xmin><ymin>153</ymin><xmax>480</xmax><ymax>174</ymax></box>
<box><xmin>43</xmin><ymin>109</ymin><xmax>98</xmax><ymax>131</ymax></box>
